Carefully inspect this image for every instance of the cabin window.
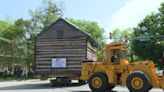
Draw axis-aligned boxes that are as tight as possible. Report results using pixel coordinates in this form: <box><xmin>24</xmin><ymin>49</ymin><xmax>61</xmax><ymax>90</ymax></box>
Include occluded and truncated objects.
<box><xmin>57</xmin><ymin>30</ymin><xmax>64</xmax><ymax>39</ymax></box>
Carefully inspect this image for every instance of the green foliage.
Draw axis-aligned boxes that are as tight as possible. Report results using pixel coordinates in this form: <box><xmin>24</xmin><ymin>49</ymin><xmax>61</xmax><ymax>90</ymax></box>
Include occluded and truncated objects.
<box><xmin>10</xmin><ymin>0</ymin><xmax>63</xmax><ymax>71</ymax></box>
<box><xmin>0</xmin><ymin>21</ymin><xmax>11</xmax><ymax>33</ymax></box>
<box><xmin>29</xmin><ymin>0</ymin><xmax>63</xmax><ymax>31</ymax></box>
<box><xmin>0</xmin><ymin>0</ymin><xmax>64</xmax><ymax>71</ymax></box>
<box><xmin>0</xmin><ymin>20</ymin><xmax>26</xmax><ymax>70</ymax></box>
<box><xmin>66</xmin><ymin>18</ymin><xmax>105</xmax><ymax>48</ymax></box>
<box><xmin>112</xmin><ymin>28</ymin><xmax>133</xmax><ymax>43</ymax></box>
<box><xmin>66</xmin><ymin>18</ymin><xmax>105</xmax><ymax>60</ymax></box>
<box><xmin>14</xmin><ymin>19</ymin><xmax>35</xmax><ymax>68</ymax></box>
<box><xmin>111</xmin><ymin>28</ymin><xmax>134</xmax><ymax>62</ymax></box>
<box><xmin>132</xmin><ymin>3</ymin><xmax>164</xmax><ymax>69</ymax></box>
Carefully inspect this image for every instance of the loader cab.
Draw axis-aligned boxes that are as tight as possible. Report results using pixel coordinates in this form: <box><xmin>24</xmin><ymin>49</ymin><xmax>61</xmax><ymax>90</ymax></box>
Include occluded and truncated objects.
<box><xmin>111</xmin><ymin>50</ymin><xmax>127</xmax><ymax>63</ymax></box>
<box><xmin>103</xmin><ymin>43</ymin><xmax>128</xmax><ymax>64</ymax></box>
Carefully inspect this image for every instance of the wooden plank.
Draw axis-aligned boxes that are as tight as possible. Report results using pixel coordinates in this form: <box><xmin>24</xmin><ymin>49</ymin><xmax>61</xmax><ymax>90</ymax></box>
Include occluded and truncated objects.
<box><xmin>36</xmin><ymin>64</ymin><xmax>81</xmax><ymax>68</ymax></box>
<box><xmin>87</xmin><ymin>46</ymin><xmax>96</xmax><ymax>52</ymax></box>
<box><xmin>36</xmin><ymin>49</ymin><xmax>85</xmax><ymax>52</ymax></box>
<box><xmin>87</xmin><ymin>41</ymin><xmax>96</xmax><ymax>49</ymax></box>
<box><xmin>35</xmin><ymin>68</ymin><xmax>82</xmax><ymax>71</ymax></box>
<box><xmin>35</xmin><ymin>60</ymin><xmax>82</xmax><ymax>63</ymax></box>
<box><xmin>36</xmin><ymin>51</ymin><xmax>86</xmax><ymax>55</ymax></box>
<box><xmin>36</xmin><ymin>53</ymin><xmax>86</xmax><ymax>56</ymax></box>
<box><xmin>36</xmin><ymin>40</ymin><xmax>86</xmax><ymax>46</ymax></box>
<box><xmin>87</xmin><ymin>52</ymin><xmax>97</xmax><ymax>61</ymax></box>
<box><xmin>36</xmin><ymin>57</ymin><xmax>85</xmax><ymax>61</ymax></box>
<box><xmin>36</xmin><ymin>55</ymin><xmax>85</xmax><ymax>59</ymax></box>
<box><xmin>37</xmin><ymin>38</ymin><xmax>86</xmax><ymax>41</ymax></box>
<box><xmin>35</xmin><ymin>64</ymin><xmax>82</xmax><ymax>68</ymax></box>
<box><xmin>36</xmin><ymin>44</ymin><xmax>86</xmax><ymax>47</ymax></box>
<box><xmin>35</xmin><ymin>62</ymin><xmax>83</xmax><ymax>65</ymax></box>
<box><xmin>37</xmin><ymin>42</ymin><xmax>86</xmax><ymax>45</ymax></box>
<box><xmin>37</xmin><ymin>39</ymin><xmax>86</xmax><ymax>43</ymax></box>
<box><xmin>35</xmin><ymin>68</ymin><xmax>81</xmax><ymax>72</ymax></box>
<box><xmin>36</xmin><ymin>45</ymin><xmax>86</xmax><ymax>50</ymax></box>
<box><xmin>87</xmin><ymin>50</ymin><xmax>97</xmax><ymax>55</ymax></box>
<box><xmin>87</xmin><ymin>45</ymin><xmax>97</xmax><ymax>53</ymax></box>
<box><xmin>86</xmin><ymin>41</ymin><xmax>97</xmax><ymax>61</ymax></box>
<box><xmin>36</xmin><ymin>60</ymin><xmax>82</xmax><ymax>63</ymax></box>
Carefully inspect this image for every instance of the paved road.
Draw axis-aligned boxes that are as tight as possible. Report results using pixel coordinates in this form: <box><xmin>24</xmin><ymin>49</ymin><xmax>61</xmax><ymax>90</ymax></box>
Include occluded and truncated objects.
<box><xmin>0</xmin><ymin>79</ymin><xmax>163</xmax><ymax>92</ymax></box>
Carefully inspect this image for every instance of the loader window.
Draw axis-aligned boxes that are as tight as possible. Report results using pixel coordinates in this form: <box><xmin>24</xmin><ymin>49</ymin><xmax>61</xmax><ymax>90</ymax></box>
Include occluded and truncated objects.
<box><xmin>117</xmin><ymin>50</ymin><xmax>128</xmax><ymax>59</ymax></box>
<box><xmin>112</xmin><ymin>50</ymin><xmax>127</xmax><ymax>63</ymax></box>
<box><xmin>104</xmin><ymin>50</ymin><xmax>109</xmax><ymax>61</ymax></box>
<box><xmin>111</xmin><ymin>55</ymin><xmax>118</xmax><ymax>62</ymax></box>
<box><xmin>111</xmin><ymin>50</ymin><xmax>119</xmax><ymax>63</ymax></box>
<box><xmin>118</xmin><ymin>51</ymin><xmax>125</xmax><ymax>58</ymax></box>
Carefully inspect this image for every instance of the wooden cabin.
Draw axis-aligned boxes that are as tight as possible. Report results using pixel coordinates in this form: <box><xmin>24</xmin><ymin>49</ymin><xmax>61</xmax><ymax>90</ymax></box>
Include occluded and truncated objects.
<box><xmin>35</xmin><ymin>18</ymin><xmax>97</xmax><ymax>79</ymax></box>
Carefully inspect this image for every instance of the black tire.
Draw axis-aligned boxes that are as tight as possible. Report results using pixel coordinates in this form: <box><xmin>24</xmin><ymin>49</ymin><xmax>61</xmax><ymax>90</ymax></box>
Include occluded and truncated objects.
<box><xmin>50</xmin><ymin>78</ymin><xmax>71</xmax><ymax>87</ymax></box>
<box><xmin>79</xmin><ymin>80</ymin><xmax>86</xmax><ymax>85</ymax></box>
<box><xmin>50</xmin><ymin>79</ymin><xmax>56</xmax><ymax>87</ymax></box>
<box><xmin>88</xmin><ymin>72</ymin><xmax>108</xmax><ymax>92</ymax></box>
<box><xmin>126</xmin><ymin>71</ymin><xmax>150</xmax><ymax>92</ymax></box>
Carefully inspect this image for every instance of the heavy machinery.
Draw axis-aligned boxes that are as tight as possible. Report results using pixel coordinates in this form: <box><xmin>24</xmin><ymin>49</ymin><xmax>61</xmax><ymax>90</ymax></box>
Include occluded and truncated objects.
<box><xmin>80</xmin><ymin>43</ymin><xmax>164</xmax><ymax>92</ymax></box>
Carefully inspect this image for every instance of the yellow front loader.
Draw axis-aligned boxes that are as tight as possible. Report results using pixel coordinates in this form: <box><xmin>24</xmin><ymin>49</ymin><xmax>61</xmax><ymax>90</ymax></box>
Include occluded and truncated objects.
<box><xmin>80</xmin><ymin>43</ymin><xmax>164</xmax><ymax>92</ymax></box>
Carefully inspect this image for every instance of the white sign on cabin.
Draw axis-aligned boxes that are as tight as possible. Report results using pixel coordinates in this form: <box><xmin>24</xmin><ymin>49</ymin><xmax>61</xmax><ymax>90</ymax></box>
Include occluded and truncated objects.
<box><xmin>52</xmin><ymin>58</ymin><xmax>66</xmax><ymax>68</ymax></box>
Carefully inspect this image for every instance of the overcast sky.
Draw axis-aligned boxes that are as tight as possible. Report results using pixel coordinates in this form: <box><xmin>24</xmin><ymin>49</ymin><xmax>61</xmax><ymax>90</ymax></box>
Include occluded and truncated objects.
<box><xmin>0</xmin><ymin>0</ymin><xmax>163</xmax><ymax>37</ymax></box>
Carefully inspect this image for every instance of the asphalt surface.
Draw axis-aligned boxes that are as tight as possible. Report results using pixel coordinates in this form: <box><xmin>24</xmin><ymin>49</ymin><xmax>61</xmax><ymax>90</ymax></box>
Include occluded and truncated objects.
<box><xmin>0</xmin><ymin>79</ymin><xmax>163</xmax><ymax>92</ymax></box>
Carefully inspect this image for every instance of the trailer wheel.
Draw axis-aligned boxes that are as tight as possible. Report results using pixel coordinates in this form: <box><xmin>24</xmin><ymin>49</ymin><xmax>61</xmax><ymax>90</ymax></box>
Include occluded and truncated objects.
<box><xmin>88</xmin><ymin>72</ymin><xmax>108</xmax><ymax>92</ymax></box>
<box><xmin>50</xmin><ymin>78</ymin><xmax>71</xmax><ymax>87</ymax></box>
<box><xmin>50</xmin><ymin>79</ymin><xmax>56</xmax><ymax>87</ymax></box>
<box><xmin>126</xmin><ymin>71</ymin><xmax>150</xmax><ymax>92</ymax></box>
<box><xmin>79</xmin><ymin>80</ymin><xmax>86</xmax><ymax>85</ymax></box>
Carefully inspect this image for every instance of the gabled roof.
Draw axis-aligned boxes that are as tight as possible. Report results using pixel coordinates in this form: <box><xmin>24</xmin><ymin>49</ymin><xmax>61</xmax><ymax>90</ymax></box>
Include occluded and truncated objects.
<box><xmin>37</xmin><ymin>18</ymin><xmax>98</xmax><ymax>47</ymax></box>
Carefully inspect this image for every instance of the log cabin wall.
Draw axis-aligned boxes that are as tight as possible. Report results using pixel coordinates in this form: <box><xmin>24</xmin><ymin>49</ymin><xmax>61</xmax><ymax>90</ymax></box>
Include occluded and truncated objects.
<box><xmin>86</xmin><ymin>41</ymin><xmax>97</xmax><ymax>61</ymax></box>
<box><xmin>35</xmin><ymin>18</ymin><xmax>97</xmax><ymax>77</ymax></box>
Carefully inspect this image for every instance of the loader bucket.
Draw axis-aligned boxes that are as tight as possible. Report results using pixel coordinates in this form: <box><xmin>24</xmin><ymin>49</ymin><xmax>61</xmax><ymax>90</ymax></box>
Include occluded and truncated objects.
<box><xmin>159</xmin><ymin>77</ymin><xmax>164</xmax><ymax>89</ymax></box>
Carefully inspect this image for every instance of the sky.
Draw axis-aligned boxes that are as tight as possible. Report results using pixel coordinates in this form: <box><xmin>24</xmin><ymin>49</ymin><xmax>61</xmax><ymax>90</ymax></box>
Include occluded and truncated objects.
<box><xmin>0</xmin><ymin>0</ymin><xmax>163</xmax><ymax>37</ymax></box>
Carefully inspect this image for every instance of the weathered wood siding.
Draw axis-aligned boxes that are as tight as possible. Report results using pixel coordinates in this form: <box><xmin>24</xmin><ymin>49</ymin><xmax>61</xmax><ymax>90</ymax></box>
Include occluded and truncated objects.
<box><xmin>87</xmin><ymin>41</ymin><xmax>97</xmax><ymax>61</ymax></box>
<box><xmin>35</xmin><ymin>18</ymin><xmax>97</xmax><ymax>78</ymax></box>
<box><xmin>35</xmin><ymin>38</ymin><xmax>86</xmax><ymax>75</ymax></box>
<box><xmin>37</xmin><ymin>19</ymin><xmax>85</xmax><ymax>39</ymax></box>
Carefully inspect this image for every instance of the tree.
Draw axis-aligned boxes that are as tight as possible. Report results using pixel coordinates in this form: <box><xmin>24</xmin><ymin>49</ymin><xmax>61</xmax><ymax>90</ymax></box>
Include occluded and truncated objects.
<box><xmin>111</xmin><ymin>28</ymin><xmax>133</xmax><ymax>43</ymax></box>
<box><xmin>66</xmin><ymin>18</ymin><xmax>105</xmax><ymax>48</ymax></box>
<box><xmin>29</xmin><ymin>0</ymin><xmax>63</xmax><ymax>31</ymax></box>
<box><xmin>14</xmin><ymin>0</ymin><xmax>64</xmax><ymax>71</ymax></box>
<box><xmin>0</xmin><ymin>20</ymin><xmax>24</xmax><ymax>71</ymax></box>
<box><xmin>14</xmin><ymin>18</ymin><xmax>35</xmax><ymax>71</ymax></box>
<box><xmin>132</xmin><ymin>3</ymin><xmax>164</xmax><ymax>69</ymax></box>
<box><xmin>66</xmin><ymin>18</ymin><xmax>105</xmax><ymax>60</ymax></box>
<box><xmin>111</xmin><ymin>28</ymin><xmax>134</xmax><ymax>61</ymax></box>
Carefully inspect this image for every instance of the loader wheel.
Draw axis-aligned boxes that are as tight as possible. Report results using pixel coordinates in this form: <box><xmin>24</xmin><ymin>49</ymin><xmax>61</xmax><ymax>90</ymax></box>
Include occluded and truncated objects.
<box><xmin>126</xmin><ymin>71</ymin><xmax>150</xmax><ymax>92</ymax></box>
<box><xmin>88</xmin><ymin>72</ymin><xmax>108</xmax><ymax>92</ymax></box>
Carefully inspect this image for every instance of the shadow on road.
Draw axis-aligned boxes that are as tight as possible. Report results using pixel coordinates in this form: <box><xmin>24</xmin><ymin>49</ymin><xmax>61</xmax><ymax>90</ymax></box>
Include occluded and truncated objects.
<box><xmin>0</xmin><ymin>82</ymin><xmax>119</xmax><ymax>92</ymax></box>
<box><xmin>71</xmin><ymin>89</ymin><xmax>118</xmax><ymax>92</ymax></box>
<box><xmin>0</xmin><ymin>82</ymin><xmax>85</xmax><ymax>90</ymax></box>
<box><xmin>71</xmin><ymin>91</ymin><xmax>91</xmax><ymax>92</ymax></box>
